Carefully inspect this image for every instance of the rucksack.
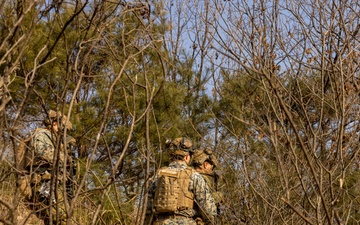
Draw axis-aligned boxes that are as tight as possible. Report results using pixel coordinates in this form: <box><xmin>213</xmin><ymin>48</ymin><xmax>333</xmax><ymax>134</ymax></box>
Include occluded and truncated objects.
<box><xmin>153</xmin><ymin>167</ymin><xmax>195</xmax><ymax>213</ymax></box>
<box><xmin>16</xmin><ymin>136</ymin><xmax>33</xmax><ymax>172</ymax></box>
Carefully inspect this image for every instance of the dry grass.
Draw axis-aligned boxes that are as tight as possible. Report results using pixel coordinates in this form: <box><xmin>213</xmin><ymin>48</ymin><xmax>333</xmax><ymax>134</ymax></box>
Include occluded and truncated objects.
<box><xmin>0</xmin><ymin>161</ymin><xmax>134</xmax><ymax>225</ymax></box>
<box><xmin>0</xmin><ymin>175</ymin><xmax>43</xmax><ymax>225</ymax></box>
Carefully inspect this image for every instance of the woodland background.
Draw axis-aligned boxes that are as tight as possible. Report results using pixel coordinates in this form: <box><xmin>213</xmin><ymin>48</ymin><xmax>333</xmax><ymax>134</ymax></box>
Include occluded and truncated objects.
<box><xmin>1</xmin><ymin>0</ymin><xmax>360</xmax><ymax>224</ymax></box>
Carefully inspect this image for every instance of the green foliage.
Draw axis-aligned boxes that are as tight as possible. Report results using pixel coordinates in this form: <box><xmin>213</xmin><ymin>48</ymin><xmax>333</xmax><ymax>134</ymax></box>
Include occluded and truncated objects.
<box><xmin>3</xmin><ymin>0</ymin><xmax>360</xmax><ymax>224</ymax></box>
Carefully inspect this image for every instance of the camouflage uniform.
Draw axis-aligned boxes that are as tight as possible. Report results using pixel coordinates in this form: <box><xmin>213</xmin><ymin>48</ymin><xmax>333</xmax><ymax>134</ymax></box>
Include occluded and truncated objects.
<box><xmin>27</xmin><ymin>110</ymin><xmax>72</xmax><ymax>225</ymax></box>
<box><xmin>147</xmin><ymin>138</ymin><xmax>217</xmax><ymax>225</ymax></box>
<box><xmin>193</xmin><ymin>149</ymin><xmax>223</xmax><ymax>204</ymax></box>
<box><xmin>32</xmin><ymin>128</ymin><xmax>65</xmax><ymax>164</ymax></box>
<box><xmin>198</xmin><ymin>173</ymin><xmax>222</xmax><ymax>204</ymax></box>
<box><xmin>193</xmin><ymin>149</ymin><xmax>224</xmax><ymax>224</ymax></box>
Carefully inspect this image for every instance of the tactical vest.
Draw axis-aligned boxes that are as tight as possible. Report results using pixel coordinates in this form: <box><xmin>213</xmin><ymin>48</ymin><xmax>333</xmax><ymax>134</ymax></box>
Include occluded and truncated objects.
<box><xmin>153</xmin><ymin>167</ymin><xmax>195</xmax><ymax>213</ymax></box>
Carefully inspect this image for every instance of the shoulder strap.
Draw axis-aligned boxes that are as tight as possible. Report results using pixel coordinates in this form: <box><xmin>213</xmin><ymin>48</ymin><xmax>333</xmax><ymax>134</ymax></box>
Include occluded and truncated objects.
<box><xmin>158</xmin><ymin>167</ymin><xmax>180</xmax><ymax>178</ymax></box>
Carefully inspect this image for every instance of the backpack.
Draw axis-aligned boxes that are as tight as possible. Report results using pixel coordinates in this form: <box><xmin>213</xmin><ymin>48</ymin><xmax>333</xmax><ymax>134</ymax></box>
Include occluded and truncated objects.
<box><xmin>153</xmin><ymin>167</ymin><xmax>195</xmax><ymax>213</ymax></box>
<box><xmin>16</xmin><ymin>136</ymin><xmax>33</xmax><ymax>172</ymax></box>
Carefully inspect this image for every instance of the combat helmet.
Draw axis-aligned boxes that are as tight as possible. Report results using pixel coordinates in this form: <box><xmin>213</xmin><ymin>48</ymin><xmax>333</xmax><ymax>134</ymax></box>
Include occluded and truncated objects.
<box><xmin>193</xmin><ymin>147</ymin><xmax>218</xmax><ymax>168</ymax></box>
<box><xmin>165</xmin><ymin>137</ymin><xmax>194</xmax><ymax>156</ymax></box>
<box><xmin>45</xmin><ymin>110</ymin><xmax>73</xmax><ymax>130</ymax></box>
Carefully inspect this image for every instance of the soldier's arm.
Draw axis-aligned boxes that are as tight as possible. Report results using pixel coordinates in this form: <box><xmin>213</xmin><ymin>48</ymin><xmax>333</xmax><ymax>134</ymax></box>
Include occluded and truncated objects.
<box><xmin>192</xmin><ymin>173</ymin><xmax>217</xmax><ymax>224</ymax></box>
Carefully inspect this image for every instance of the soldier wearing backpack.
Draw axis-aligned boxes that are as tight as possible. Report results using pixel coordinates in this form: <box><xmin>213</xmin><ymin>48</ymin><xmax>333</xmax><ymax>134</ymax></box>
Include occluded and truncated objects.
<box><xmin>146</xmin><ymin>137</ymin><xmax>217</xmax><ymax>225</ymax></box>
<box><xmin>23</xmin><ymin>110</ymin><xmax>75</xmax><ymax>225</ymax></box>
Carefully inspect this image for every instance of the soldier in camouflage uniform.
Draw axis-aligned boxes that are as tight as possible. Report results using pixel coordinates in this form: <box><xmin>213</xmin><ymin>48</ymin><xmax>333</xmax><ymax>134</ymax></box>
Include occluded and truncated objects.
<box><xmin>146</xmin><ymin>137</ymin><xmax>217</xmax><ymax>225</ymax></box>
<box><xmin>192</xmin><ymin>148</ymin><xmax>224</xmax><ymax>224</ymax></box>
<box><xmin>192</xmin><ymin>148</ymin><xmax>222</xmax><ymax>203</ymax></box>
<box><xmin>28</xmin><ymin>110</ymin><xmax>74</xmax><ymax>225</ymax></box>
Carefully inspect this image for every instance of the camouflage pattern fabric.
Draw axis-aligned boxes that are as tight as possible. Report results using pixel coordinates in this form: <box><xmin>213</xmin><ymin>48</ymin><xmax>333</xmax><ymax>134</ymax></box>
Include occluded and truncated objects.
<box><xmin>199</xmin><ymin>173</ymin><xmax>223</xmax><ymax>205</ymax></box>
<box><xmin>153</xmin><ymin>217</ymin><xmax>197</xmax><ymax>225</ymax></box>
<box><xmin>32</xmin><ymin>128</ymin><xmax>65</xmax><ymax>164</ymax></box>
<box><xmin>196</xmin><ymin>171</ymin><xmax>226</xmax><ymax>225</ymax></box>
<box><xmin>148</xmin><ymin>161</ymin><xmax>217</xmax><ymax>225</ymax></box>
<box><xmin>29</xmin><ymin>128</ymin><xmax>67</xmax><ymax>224</ymax></box>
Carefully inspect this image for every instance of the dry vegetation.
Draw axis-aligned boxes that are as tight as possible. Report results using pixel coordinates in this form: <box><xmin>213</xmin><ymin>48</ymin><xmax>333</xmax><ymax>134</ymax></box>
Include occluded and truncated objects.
<box><xmin>1</xmin><ymin>0</ymin><xmax>360</xmax><ymax>224</ymax></box>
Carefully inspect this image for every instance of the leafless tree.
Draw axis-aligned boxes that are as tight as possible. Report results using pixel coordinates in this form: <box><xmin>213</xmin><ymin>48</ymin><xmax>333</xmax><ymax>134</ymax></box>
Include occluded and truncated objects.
<box><xmin>197</xmin><ymin>0</ymin><xmax>360</xmax><ymax>224</ymax></box>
